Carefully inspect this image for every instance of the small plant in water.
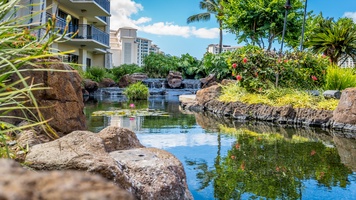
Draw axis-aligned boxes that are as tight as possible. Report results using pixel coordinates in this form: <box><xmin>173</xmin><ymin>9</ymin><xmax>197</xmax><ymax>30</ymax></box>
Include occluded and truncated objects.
<box><xmin>123</xmin><ymin>82</ymin><xmax>149</xmax><ymax>100</ymax></box>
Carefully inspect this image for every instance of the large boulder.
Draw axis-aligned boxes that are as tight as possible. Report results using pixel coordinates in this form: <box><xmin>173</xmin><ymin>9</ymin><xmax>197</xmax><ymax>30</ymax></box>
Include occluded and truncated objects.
<box><xmin>167</xmin><ymin>71</ymin><xmax>183</xmax><ymax>88</ymax></box>
<box><xmin>200</xmin><ymin>74</ymin><xmax>217</xmax><ymax>89</ymax></box>
<box><xmin>99</xmin><ymin>77</ymin><xmax>116</xmax><ymax>88</ymax></box>
<box><xmin>196</xmin><ymin>85</ymin><xmax>222</xmax><ymax>106</ymax></box>
<box><xmin>8</xmin><ymin>57</ymin><xmax>86</xmax><ymax>135</ymax></box>
<box><xmin>0</xmin><ymin>159</ymin><xmax>134</xmax><ymax>200</ymax></box>
<box><xmin>110</xmin><ymin>148</ymin><xmax>193</xmax><ymax>200</ymax></box>
<box><xmin>25</xmin><ymin>127</ymin><xmax>192</xmax><ymax>199</ymax></box>
<box><xmin>332</xmin><ymin>88</ymin><xmax>356</xmax><ymax>131</ymax></box>
<box><xmin>118</xmin><ymin>73</ymin><xmax>148</xmax><ymax>88</ymax></box>
<box><xmin>84</xmin><ymin>79</ymin><xmax>99</xmax><ymax>93</ymax></box>
<box><xmin>25</xmin><ymin>131</ymin><xmax>125</xmax><ymax>183</ymax></box>
<box><xmin>98</xmin><ymin>126</ymin><xmax>144</xmax><ymax>152</ymax></box>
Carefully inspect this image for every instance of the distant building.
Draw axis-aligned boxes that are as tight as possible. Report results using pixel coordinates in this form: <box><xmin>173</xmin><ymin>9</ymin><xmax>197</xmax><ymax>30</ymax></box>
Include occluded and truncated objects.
<box><xmin>207</xmin><ymin>44</ymin><xmax>241</xmax><ymax>54</ymax></box>
<box><xmin>14</xmin><ymin>0</ymin><xmax>111</xmax><ymax>71</ymax></box>
<box><xmin>110</xmin><ymin>27</ymin><xmax>161</xmax><ymax>67</ymax></box>
<box><xmin>338</xmin><ymin>55</ymin><xmax>355</xmax><ymax>68</ymax></box>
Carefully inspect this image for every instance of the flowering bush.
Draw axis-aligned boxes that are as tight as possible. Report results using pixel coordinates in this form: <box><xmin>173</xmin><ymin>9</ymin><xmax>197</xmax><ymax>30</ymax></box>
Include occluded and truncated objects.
<box><xmin>228</xmin><ymin>45</ymin><xmax>330</xmax><ymax>92</ymax></box>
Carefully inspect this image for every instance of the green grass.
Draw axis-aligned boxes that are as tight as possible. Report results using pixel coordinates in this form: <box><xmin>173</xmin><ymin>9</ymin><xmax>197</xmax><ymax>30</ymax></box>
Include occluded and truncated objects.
<box><xmin>219</xmin><ymin>83</ymin><xmax>339</xmax><ymax>110</ymax></box>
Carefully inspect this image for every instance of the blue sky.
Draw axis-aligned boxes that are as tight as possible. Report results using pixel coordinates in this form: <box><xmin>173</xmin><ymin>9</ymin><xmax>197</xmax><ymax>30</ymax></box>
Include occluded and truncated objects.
<box><xmin>111</xmin><ymin>0</ymin><xmax>356</xmax><ymax>59</ymax></box>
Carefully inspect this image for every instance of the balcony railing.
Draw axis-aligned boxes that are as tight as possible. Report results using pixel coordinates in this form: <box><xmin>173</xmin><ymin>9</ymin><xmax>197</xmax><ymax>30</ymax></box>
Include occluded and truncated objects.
<box><xmin>46</xmin><ymin>13</ymin><xmax>109</xmax><ymax>47</ymax></box>
<box><xmin>74</xmin><ymin>24</ymin><xmax>109</xmax><ymax>46</ymax></box>
<box><xmin>98</xmin><ymin>16</ymin><xmax>107</xmax><ymax>23</ymax></box>
<box><xmin>71</xmin><ymin>0</ymin><xmax>110</xmax><ymax>13</ymax></box>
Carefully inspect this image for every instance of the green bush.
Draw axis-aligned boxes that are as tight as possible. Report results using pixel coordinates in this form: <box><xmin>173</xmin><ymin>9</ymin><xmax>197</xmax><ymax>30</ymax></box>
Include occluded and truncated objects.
<box><xmin>324</xmin><ymin>65</ymin><xmax>356</xmax><ymax>90</ymax></box>
<box><xmin>85</xmin><ymin>66</ymin><xmax>106</xmax><ymax>82</ymax></box>
<box><xmin>228</xmin><ymin>45</ymin><xmax>330</xmax><ymax>92</ymax></box>
<box><xmin>123</xmin><ymin>82</ymin><xmax>149</xmax><ymax>100</ymax></box>
<box><xmin>201</xmin><ymin>52</ymin><xmax>232</xmax><ymax>80</ymax></box>
<box><xmin>110</xmin><ymin>64</ymin><xmax>143</xmax><ymax>82</ymax></box>
<box><xmin>143</xmin><ymin>53</ymin><xmax>179</xmax><ymax>78</ymax></box>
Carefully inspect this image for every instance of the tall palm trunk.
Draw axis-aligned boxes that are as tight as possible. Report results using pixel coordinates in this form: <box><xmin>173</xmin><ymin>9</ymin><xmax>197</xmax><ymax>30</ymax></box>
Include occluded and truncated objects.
<box><xmin>219</xmin><ymin>20</ymin><xmax>223</xmax><ymax>53</ymax></box>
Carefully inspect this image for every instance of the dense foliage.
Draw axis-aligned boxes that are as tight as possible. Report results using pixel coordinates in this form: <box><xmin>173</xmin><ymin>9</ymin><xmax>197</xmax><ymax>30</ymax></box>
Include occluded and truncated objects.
<box><xmin>110</xmin><ymin>64</ymin><xmax>143</xmax><ymax>82</ymax></box>
<box><xmin>324</xmin><ymin>65</ymin><xmax>356</xmax><ymax>90</ymax></box>
<box><xmin>228</xmin><ymin>46</ymin><xmax>330</xmax><ymax>92</ymax></box>
<box><xmin>220</xmin><ymin>0</ymin><xmax>305</xmax><ymax>50</ymax></box>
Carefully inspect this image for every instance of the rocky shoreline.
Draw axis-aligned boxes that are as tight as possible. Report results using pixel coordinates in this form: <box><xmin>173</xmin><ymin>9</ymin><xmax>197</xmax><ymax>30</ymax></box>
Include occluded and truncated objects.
<box><xmin>180</xmin><ymin>84</ymin><xmax>356</xmax><ymax>137</ymax></box>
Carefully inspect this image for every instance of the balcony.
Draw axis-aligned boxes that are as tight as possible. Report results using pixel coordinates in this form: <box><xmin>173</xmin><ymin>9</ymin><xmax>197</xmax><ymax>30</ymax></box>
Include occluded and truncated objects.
<box><xmin>47</xmin><ymin>14</ymin><xmax>109</xmax><ymax>49</ymax></box>
<box><xmin>73</xmin><ymin>24</ymin><xmax>109</xmax><ymax>47</ymax></box>
<box><xmin>60</xmin><ymin>0</ymin><xmax>110</xmax><ymax>17</ymax></box>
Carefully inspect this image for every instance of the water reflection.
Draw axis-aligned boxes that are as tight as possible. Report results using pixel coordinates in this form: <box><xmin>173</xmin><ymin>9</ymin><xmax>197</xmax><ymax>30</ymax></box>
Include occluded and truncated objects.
<box><xmin>84</xmin><ymin>96</ymin><xmax>356</xmax><ymax>199</ymax></box>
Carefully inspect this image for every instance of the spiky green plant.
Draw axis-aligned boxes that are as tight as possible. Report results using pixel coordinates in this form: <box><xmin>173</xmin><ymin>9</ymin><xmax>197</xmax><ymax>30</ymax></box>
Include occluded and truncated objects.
<box><xmin>0</xmin><ymin>0</ymin><xmax>75</xmax><ymax>158</ymax></box>
<box><xmin>324</xmin><ymin>64</ymin><xmax>356</xmax><ymax>90</ymax></box>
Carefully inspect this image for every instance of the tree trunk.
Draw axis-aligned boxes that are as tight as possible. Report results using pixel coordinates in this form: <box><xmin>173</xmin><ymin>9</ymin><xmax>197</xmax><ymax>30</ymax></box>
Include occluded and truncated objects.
<box><xmin>219</xmin><ymin>20</ymin><xmax>223</xmax><ymax>54</ymax></box>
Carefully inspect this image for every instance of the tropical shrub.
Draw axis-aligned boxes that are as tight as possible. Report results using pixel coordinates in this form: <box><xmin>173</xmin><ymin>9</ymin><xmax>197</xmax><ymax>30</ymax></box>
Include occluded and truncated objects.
<box><xmin>201</xmin><ymin>52</ymin><xmax>232</xmax><ymax>80</ymax></box>
<box><xmin>324</xmin><ymin>65</ymin><xmax>356</xmax><ymax>90</ymax></box>
<box><xmin>110</xmin><ymin>64</ymin><xmax>143</xmax><ymax>82</ymax></box>
<box><xmin>84</xmin><ymin>66</ymin><xmax>106</xmax><ymax>82</ymax></box>
<box><xmin>176</xmin><ymin>53</ymin><xmax>202</xmax><ymax>79</ymax></box>
<box><xmin>228</xmin><ymin>45</ymin><xmax>330</xmax><ymax>92</ymax></box>
<box><xmin>123</xmin><ymin>82</ymin><xmax>149</xmax><ymax>100</ymax></box>
<box><xmin>142</xmin><ymin>53</ymin><xmax>179</xmax><ymax>78</ymax></box>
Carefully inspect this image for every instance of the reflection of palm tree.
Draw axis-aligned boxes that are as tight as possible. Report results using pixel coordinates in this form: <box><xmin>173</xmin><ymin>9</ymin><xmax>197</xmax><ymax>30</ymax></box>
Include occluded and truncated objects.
<box><xmin>185</xmin><ymin>159</ymin><xmax>216</xmax><ymax>191</ymax></box>
<box><xmin>187</xmin><ymin>0</ymin><xmax>225</xmax><ymax>53</ymax></box>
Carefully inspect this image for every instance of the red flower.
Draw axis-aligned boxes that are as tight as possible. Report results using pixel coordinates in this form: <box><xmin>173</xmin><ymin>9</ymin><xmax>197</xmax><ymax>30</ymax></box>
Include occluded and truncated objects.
<box><xmin>255</xmin><ymin>72</ymin><xmax>258</xmax><ymax>77</ymax></box>
<box><xmin>235</xmin><ymin>143</ymin><xmax>240</xmax><ymax>149</ymax></box>
<box><xmin>232</xmin><ymin>63</ymin><xmax>237</xmax><ymax>68</ymax></box>
<box><xmin>231</xmin><ymin>155</ymin><xmax>236</xmax><ymax>159</ymax></box>
<box><xmin>236</xmin><ymin>75</ymin><xmax>242</xmax><ymax>81</ymax></box>
<box><xmin>322</xmin><ymin>54</ymin><xmax>326</xmax><ymax>58</ymax></box>
<box><xmin>243</xmin><ymin>57</ymin><xmax>248</xmax><ymax>63</ymax></box>
<box><xmin>284</xmin><ymin>59</ymin><xmax>288</xmax><ymax>63</ymax></box>
<box><xmin>240</xmin><ymin>162</ymin><xmax>245</xmax><ymax>171</ymax></box>
<box><xmin>311</xmin><ymin>150</ymin><xmax>316</xmax><ymax>156</ymax></box>
<box><xmin>311</xmin><ymin>75</ymin><xmax>318</xmax><ymax>81</ymax></box>
<box><xmin>276</xmin><ymin>166</ymin><xmax>280</xmax><ymax>172</ymax></box>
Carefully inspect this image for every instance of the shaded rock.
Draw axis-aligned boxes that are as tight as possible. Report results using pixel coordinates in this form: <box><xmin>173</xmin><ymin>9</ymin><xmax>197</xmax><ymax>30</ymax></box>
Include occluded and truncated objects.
<box><xmin>200</xmin><ymin>74</ymin><xmax>217</xmax><ymax>88</ymax></box>
<box><xmin>98</xmin><ymin>126</ymin><xmax>144</xmax><ymax>152</ymax></box>
<box><xmin>99</xmin><ymin>78</ymin><xmax>116</xmax><ymax>88</ymax></box>
<box><xmin>118</xmin><ymin>73</ymin><xmax>148</xmax><ymax>88</ymax></box>
<box><xmin>167</xmin><ymin>71</ymin><xmax>183</xmax><ymax>88</ymax></box>
<box><xmin>332</xmin><ymin>88</ymin><xmax>356</xmax><ymax>131</ymax></box>
<box><xmin>323</xmin><ymin>90</ymin><xmax>341</xmax><ymax>99</ymax></box>
<box><xmin>25</xmin><ymin>131</ymin><xmax>126</xmax><ymax>184</ymax></box>
<box><xmin>0</xmin><ymin>159</ymin><xmax>134</xmax><ymax>200</ymax></box>
<box><xmin>8</xmin><ymin>58</ymin><xmax>86</xmax><ymax>135</ymax></box>
<box><xmin>196</xmin><ymin>85</ymin><xmax>222</xmax><ymax>106</ymax></box>
<box><xmin>110</xmin><ymin>148</ymin><xmax>193</xmax><ymax>200</ymax></box>
<box><xmin>84</xmin><ymin>78</ymin><xmax>99</xmax><ymax>93</ymax></box>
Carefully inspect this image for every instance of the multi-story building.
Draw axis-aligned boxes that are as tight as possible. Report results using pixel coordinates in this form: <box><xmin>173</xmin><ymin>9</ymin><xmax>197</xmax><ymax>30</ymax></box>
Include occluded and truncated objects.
<box><xmin>338</xmin><ymin>55</ymin><xmax>355</xmax><ymax>68</ymax></box>
<box><xmin>16</xmin><ymin>0</ymin><xmax>111</xmax><ymax>71</ymax></box>
<box><xmin>136</xmin><ymin>37</ymin><xmax>151</xmax><ymax>66</ymax></box>
<box><xmin>110</xmin><ymin>27</ymin><xmax>161</xmax><ymax>67</ymax></box>
<box><xmin>207</xmin><ymin>44</ymin><xmax>241</xmax><ymax>54</ymax></box>
<box><xmin>110</xmin><ymin>27</ymin><xmax>138</xmax><ymax>67</ymax></box>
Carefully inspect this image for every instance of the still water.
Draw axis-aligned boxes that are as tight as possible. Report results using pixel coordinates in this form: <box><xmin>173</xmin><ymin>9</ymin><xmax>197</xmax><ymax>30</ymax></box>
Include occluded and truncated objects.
<box><xmin>85</xmin><ymin>95</ymin><xmax>356</xmax><ymax>200</ymax></box>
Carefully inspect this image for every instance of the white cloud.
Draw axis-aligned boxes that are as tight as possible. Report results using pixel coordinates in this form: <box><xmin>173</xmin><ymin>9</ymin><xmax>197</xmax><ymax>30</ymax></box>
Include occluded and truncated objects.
<box><xmin>343</xmin><ymin>12</ymin><xmax>356</xmax><ymax>22</ymax></box>
<box><xmin>110</xmin><ymin>0</ymin><xmax>144</xmax><ymax>29</ymax></box>
<box><xmin>140</xmin><ymin>22</ymin><xmax>191</xmax><ymax>38</ymax></box>
<box><xmin>191</xmin><ymin>27</ymin><xmax>220</xmax><ymax>39</ymax></box>
<box><xmin>110</xmin><ymin>0</ymin><xmax>219</xmax><ymax>39</ymax></box>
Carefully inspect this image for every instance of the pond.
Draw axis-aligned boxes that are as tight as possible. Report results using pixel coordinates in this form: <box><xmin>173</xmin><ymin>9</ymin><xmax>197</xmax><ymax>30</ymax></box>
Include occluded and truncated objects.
<box><xmin>85</xmin><ymin>95</ymin><xmax>356</xmax><ymax>200</ymax></box>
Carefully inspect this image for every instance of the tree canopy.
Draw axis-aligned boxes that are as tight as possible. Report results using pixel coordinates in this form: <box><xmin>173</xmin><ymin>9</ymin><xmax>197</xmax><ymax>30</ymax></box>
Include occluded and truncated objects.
<box><xmin>220</xmin><ymin>0</ymin><xmax>306</xmax><ymax>51</ymax></box>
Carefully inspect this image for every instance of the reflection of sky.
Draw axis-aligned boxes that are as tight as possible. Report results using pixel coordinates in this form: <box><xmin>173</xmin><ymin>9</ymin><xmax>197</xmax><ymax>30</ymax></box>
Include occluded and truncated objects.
<box><xmin>136</xmin><ymin>126</ymin><xmax>236</xmax><ymax>200</ymax></box>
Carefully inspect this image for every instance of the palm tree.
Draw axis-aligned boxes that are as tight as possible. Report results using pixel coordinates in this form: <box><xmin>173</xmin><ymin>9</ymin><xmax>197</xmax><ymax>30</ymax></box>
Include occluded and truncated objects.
<box><xmin>187</xmin><ymin>0</ymin><xmax>225</xmax><ymax>53</ymax></box>
<box><xmin>306</xmin><ymin>16</ymin><xmax>356</xmax><ymax>64</ymax></box>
